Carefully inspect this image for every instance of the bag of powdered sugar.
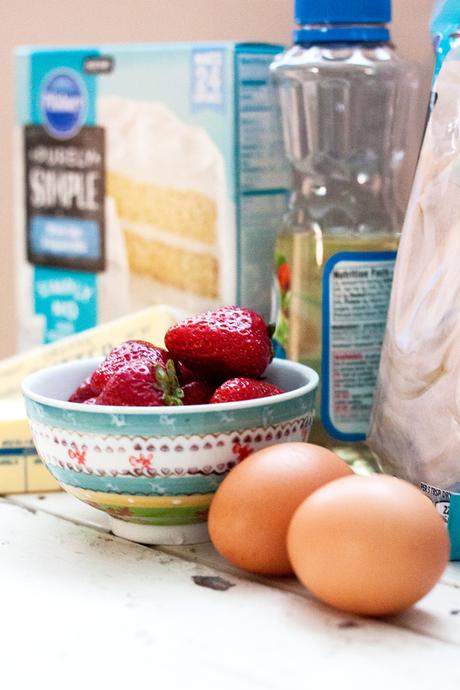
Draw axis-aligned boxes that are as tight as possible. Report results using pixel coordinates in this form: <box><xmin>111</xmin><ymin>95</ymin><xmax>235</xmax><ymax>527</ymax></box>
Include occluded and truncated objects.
<box><xmin>368</xmin><ymin>47</ymin><xmax>460</xmax><ymax>559</ymax></box>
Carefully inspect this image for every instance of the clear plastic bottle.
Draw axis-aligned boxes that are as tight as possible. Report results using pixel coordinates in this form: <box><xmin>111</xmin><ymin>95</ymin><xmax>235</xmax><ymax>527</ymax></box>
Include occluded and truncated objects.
<box><xmin>270</xmin><ymin>0</ymin><xmax>420</xmax><ymax>472</ymax></box>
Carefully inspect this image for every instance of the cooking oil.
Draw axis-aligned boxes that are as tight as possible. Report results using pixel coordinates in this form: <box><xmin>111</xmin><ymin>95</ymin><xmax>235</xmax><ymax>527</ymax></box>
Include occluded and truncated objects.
<box><xmin>270</xmin><ymin>0</ymin><xmax>420</xmax><ymax>471</ymax></box>
<box><xmin>274</xmin><ymin>228</ymin><xmax>399</xmax><ymax>473</ymax></box>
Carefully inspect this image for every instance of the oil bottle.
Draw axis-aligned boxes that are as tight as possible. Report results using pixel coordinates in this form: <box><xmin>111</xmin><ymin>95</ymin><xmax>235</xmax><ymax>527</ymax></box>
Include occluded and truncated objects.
<box><xmin>271</xmin><ymin>0</ymin><xmax>420</xmax><ymax>471</ymax></box>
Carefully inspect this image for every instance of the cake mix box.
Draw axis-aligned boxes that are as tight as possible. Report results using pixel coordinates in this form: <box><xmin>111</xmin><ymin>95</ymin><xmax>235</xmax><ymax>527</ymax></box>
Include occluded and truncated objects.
<box><xmin>14</xmin><ymin>42</ymin><xmax>289</xmax><ymax>350</ymax></box>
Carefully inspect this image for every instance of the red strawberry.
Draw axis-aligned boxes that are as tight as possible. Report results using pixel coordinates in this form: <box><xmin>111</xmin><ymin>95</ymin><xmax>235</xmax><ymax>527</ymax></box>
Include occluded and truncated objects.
<box><xmin>95</xmin><ymin>360</ymin><xmax>183</xmax><ymax>407</ymax></box>
<box><xmin>277</xmin><ymin>262</ymin><xmax>291</xmax><ymax>292</ymax></box>
<box><xmin>90</xmin><ymin>340</ymin><xmax>171</xmax><ymax>394</ymax></box>
<box><xmin>182</xmin><ymin>381</ymin><xmax>215</xmax><ymax>405</ymax></box>
<box><xmin>82</xmin><ymin>397</ymin><xmax>98</xmax><ymax>405</ymax></box>
<box><xmin>164</xmin><ymin>306</ymin><xmax>273</xmax><ymax>380</ymax></box>
<box><xmin>176</xmin><ymin>361</ymin><xmax>201</xmax><ymax>385</ymax></box>
<box><xmin>210</xmin><ymin>378</ymin><xmax>283</xmax><ymax>404</ymax></box>
<box><xmin>68</xmin><ymin>376</ymin><xmax>97</xmax><ymax>403</ymax></box>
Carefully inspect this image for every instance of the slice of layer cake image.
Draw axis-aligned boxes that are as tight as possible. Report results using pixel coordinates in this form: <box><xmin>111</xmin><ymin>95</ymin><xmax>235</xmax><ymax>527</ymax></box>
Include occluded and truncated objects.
<box><xmin>98</xmin><ymin>96</ymin><xmax>234</xmax><ymax>309</ymax></box>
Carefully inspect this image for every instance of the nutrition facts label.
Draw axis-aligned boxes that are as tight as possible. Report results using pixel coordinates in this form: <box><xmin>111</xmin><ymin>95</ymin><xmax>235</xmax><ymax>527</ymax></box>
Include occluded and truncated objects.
<box><xmin>236</xmin><ymin>51</ymin><xmax>289</xmax><ymax>192</ymax></box>
<box><xmin>322</xmin><ymin>251</ymin><xmax>396</xmax><ymax>440</ymax></box>
<box><xmin>235</xmin><ymin>49</ymin><xmax>289</xmax><ymax>313</ymax></box>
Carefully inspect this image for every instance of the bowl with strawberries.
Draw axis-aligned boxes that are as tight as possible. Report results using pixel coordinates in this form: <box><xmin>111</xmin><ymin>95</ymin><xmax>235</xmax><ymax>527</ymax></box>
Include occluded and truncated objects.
<box><xmin>22</xmin><ymin>307</ymin><xmax>318</xmax><ymax>545</ymax></box>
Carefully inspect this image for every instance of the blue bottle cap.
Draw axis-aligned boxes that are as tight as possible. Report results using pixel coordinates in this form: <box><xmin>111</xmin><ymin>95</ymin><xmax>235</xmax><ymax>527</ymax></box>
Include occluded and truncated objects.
<box><xmin>294</xmin><ymin>0</ymin><xmax>392</xmax><ymax>43</ymax></box>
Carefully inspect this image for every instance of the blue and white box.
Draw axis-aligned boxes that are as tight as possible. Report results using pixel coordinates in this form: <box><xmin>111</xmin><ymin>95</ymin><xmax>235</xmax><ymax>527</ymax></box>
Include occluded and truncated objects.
<box><xmin>15</xmin><ymin>42</ymin><xmax>289</xmax><ymax>347</ymax></box>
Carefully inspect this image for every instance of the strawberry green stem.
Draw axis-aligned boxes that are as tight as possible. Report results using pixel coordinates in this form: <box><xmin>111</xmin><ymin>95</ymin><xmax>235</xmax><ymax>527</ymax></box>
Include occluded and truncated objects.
<box><xmin>153</xmin><ymin>360</ymin><xmax>184</xmax><ymax>406</ymax></box>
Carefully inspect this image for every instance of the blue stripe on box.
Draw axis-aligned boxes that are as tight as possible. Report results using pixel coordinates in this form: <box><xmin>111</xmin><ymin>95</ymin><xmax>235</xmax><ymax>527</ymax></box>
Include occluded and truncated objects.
<box><xmin>449</xmin><ymin>492</ymin><xmax>460</xmax><ymax>561</ymax></box>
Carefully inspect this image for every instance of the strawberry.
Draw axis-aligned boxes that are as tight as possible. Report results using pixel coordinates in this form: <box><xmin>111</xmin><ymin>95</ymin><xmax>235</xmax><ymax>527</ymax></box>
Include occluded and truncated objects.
<box><xmin>182</xmin><ymin>381</ymin><xmax>215</xmax><ymax>405</ymax></box>
<box><xmin>164</xmin><ymin>306</ymin><xmax>273</xmax><ymax>380</ymax></box>
<box><xmin>90</xmin><ymin>340</ymin><xmax>171</xmax><ymax>394</ymax></box>
<box><xmin>68</xmin><ymin>376</ymin><xmax>97</xmax><ymax>403</ymax></box>
<box><xmin>277</xmin><ymin>262</ymin><xmax>291</xmax><ymax>293</ymax></box>
<box><xmin>176</xmin><ymin>361</ymin><xmax>201</xmax><ymax>385</ymax></box>
<box><xmin>95</xmin><ymin>360</ymin><xmax>183</xmax><ymax>407</ymax></box>
<box><xmin>82</xmin><ymin>397</ymin><xmax>98</xmax><ymax>405</ymax></box>
<box><xmin>210</xmin><ymin>378</ymin><xmax>283</xmax><ymax>404</ymax></box>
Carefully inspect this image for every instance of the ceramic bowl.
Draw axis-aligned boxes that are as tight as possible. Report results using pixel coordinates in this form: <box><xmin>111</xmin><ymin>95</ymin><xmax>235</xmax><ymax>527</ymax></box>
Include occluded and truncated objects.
<box><xmin>22</xmin><ymin>357</ymin><xmax>318</xmax><ymax>545</ymax></box>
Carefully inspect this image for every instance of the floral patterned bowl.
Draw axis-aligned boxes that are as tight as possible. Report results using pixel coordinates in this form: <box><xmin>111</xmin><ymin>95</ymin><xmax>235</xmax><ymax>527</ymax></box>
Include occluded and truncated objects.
<box><xmin>22</xmin><ymin>357</ymin><xmax>318</xmax><ymax>545</ymax></box>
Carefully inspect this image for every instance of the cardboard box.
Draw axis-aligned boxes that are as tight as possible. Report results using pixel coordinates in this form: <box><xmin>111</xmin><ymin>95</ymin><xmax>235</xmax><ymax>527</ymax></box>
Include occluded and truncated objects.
<box><xmin>0</xmin><ymin>399</ymin><xmax>59</xmax><ymax>493</ymax></box>
<box><xmin>15</xmin><ymin>42</ymin><xmax>289</xmax><ymax>350</ymax></box>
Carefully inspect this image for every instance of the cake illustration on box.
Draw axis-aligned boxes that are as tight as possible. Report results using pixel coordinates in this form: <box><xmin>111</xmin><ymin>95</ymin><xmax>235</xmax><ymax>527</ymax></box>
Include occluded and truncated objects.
<box><xmin>98</xmin><ymin>96</ymin><xmax>233</xmax><ymax>309</ymax></box>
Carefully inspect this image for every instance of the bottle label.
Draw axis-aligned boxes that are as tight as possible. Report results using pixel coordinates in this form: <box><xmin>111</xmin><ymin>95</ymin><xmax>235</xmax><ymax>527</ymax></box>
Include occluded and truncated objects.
<box><xmin>321</xmin><ymin>251</ymin><xmax>396</xmax><ymax>441</ymax></box>
<box><xmin>420</xmin><ymin>482</ymin><xmax>460</xmax><ymax>561</ymax></box>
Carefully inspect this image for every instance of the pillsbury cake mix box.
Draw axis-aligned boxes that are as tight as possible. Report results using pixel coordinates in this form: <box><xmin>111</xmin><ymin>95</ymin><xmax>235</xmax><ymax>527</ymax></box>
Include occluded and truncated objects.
<box><xmin>14</xmin><ymin>42</ymin><xmax>289</xmax><ymax>349</ymax></box>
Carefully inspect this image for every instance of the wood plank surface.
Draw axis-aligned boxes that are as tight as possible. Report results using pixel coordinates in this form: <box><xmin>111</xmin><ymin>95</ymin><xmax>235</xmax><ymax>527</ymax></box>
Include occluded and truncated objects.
<box><xmin>7</xmin><ymin>493</ymin><xmax>460</xmax><ymax>646</ymax></box>
<box><xmin>0</xmin><ymin>498</ymin><xmax>459</xmax><ymax>690</ymax></box>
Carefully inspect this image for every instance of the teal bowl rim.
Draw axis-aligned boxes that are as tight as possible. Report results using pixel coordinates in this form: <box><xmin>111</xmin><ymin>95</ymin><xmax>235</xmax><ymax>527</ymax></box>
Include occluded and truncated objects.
<box><xmin>22</xmin><ymin>357</ymin><xmax>319</xmax><ymax>416</ymax></box>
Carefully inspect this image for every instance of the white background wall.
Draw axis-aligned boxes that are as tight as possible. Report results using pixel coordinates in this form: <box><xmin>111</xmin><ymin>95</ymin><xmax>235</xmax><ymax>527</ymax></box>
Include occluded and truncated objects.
<box><xmin>0</xmin><ymin>0</ymin><xmax>436</xmax><ymax>357</ymax></box>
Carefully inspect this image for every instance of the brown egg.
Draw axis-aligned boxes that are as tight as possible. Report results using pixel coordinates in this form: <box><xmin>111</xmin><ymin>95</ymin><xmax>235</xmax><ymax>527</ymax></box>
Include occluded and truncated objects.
<box><xmin>208</xmin><ymin>442</ymin><xmax>352</xmax><ymax>575</ymax></box>
<box><xmin>288</xmin><ymin>475</ymin><xmax>450</xmax><ymax>616</ymax></box>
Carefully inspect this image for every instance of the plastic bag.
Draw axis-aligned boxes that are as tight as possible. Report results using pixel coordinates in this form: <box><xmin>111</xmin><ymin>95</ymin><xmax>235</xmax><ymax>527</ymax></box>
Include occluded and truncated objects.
<box><xmin>431</xmin><ymin>0</ymin><xmax>460</xmax><ymax>79</ymax></box>
<box><xmin>368</xmin><ymin>48</ymin><xmax>460</xmax><ymax>557</ymax></box>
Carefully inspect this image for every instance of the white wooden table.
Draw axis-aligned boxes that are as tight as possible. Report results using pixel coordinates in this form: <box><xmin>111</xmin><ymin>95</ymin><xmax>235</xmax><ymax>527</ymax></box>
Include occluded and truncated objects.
<box><xmin>1</xmin><ymin>492</ymin><xmax>459</xmax><ymax>689</ymax></box>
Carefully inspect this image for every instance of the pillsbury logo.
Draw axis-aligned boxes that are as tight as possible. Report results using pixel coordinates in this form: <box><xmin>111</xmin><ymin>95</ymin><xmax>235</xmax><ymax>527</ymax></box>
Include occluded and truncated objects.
<box><xmin>40</xmin><ymin>69</ymin><xmax>87</xmax><ymax>139</ymax></box>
